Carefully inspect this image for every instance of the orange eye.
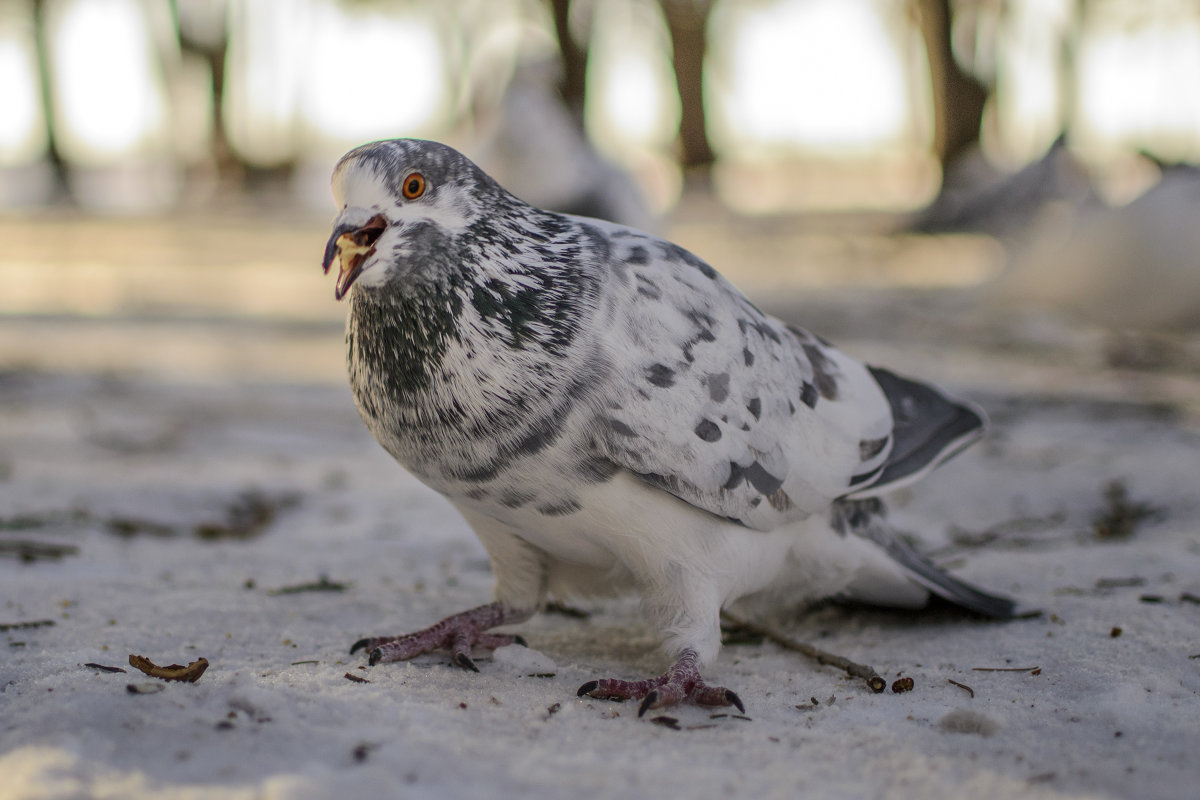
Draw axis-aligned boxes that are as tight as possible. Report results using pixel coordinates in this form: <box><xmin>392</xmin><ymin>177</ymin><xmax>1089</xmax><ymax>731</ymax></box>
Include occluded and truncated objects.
<box><xmin>401</xmin><ymin>172</ymin><xmax>426</xmax><ymax>199</ymax></box>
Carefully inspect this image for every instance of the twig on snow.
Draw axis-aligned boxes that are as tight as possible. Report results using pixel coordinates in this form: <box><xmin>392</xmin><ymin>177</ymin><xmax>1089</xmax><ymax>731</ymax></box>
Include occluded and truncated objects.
<box><xmin>720</xmin><ymin>610</ymin><xmax>886</xmax><ymax>693</ymax></box>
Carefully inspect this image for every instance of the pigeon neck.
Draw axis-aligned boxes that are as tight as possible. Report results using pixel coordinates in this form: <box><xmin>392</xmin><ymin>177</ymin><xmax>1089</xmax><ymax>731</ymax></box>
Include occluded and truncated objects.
<box><xmin>346</xmin><ymin>282</ymin><xmax>462</xmax><ymax>406</ymax></box>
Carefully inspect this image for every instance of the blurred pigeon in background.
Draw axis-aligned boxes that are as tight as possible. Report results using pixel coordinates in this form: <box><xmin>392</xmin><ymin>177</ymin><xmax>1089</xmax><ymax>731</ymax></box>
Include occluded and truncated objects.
<box><xmin>322</xmin><ymin>139</ymin><xmax>1014</xmax><ymax>715</ymax></box>
<box><xmin>993</xmin><ymin>160</ymin><xmax>1200</xmax><ymax>332</ymax></box>
<box><xmin>466</xmin><ymin>59</ymin><xmax>655</xmax><ymax>230</ymax></box>
<box><xmin>911</xmin><ymin>136</ymin><xmax>1097</xmax><ymax>240</ymax></box>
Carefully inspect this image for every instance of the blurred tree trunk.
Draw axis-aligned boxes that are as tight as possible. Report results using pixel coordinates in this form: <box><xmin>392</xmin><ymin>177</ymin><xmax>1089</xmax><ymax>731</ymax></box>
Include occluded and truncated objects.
<box><xmin>1059</xmin><ymin>0</ymin><xmax>1085</xmax><ymax>138</ymax></box>
<box><xmin>659</xmin><ymin>0</ymin><xmax>715</xmax><ymax>176</ymax></box>
<box><xmin>177</xmin><ymin>28</ymin><xmax>239</xmax><ymax>182</ymax></box>
<box><xmin>916</xmin><ymin>0</ymin><xmax>988</xmax><ymax>170</ymax></box>
<box><xmin>30</xmin><ymin>0</ymin><xmax>69</xmax><ymax>198</ymax></box>
<box><xmin>548</xmin><ymin>0</ymin><xmax>589</xmax><ymax>121</ymax></box>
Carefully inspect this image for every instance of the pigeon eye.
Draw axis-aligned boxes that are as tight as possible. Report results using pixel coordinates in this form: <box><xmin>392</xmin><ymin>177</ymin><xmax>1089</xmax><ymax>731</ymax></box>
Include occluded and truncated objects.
<box><xmin>402</xmin><ymin>173</ymin><xmax>426</xmax><ymax>200</ymax></box>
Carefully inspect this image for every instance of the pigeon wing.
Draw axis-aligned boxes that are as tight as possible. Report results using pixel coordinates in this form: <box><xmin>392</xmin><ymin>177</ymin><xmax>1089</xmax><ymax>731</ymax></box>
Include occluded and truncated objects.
<box><xmin>844</xmin><ymin>367</ymin><xmax>987</xmax><ymax>499</ymax></box>
<box><xmin>581</xmin><ymin>220</ymin><xmax>897</xmax><ymax>531</ymax></box>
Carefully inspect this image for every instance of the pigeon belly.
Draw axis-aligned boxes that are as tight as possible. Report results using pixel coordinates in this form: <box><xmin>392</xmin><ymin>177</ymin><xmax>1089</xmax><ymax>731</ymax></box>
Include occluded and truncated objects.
<box><xmin>457</xmin><ymin>470</ymin><xmax>807</xmax><ymax>652</ymax></box>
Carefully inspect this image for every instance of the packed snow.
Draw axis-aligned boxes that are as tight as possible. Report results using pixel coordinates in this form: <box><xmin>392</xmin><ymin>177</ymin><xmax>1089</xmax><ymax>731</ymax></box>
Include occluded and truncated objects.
<box><xmin>1</xmin><ymin>213</ymin><xmax>1198</xmax><ymax>800</ymax></box>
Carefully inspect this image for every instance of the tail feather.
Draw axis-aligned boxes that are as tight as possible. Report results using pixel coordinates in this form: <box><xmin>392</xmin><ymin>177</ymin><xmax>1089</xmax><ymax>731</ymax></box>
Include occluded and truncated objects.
<box><xmin>833</xmin><ymin>499</ymin><xmax>1016</xmax><ymax>619</ymax></box>
<box><xmin>881</xmin><ymin>534</ymin><xmax>1017</xmax><ymax>619</ymax></box>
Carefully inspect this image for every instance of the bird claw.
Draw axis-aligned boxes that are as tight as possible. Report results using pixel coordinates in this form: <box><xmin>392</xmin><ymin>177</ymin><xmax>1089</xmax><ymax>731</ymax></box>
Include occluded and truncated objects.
<box><xmin>350</xmin><ymin>602</ymin><xmax>524</xmax><ymax>670</ymax></box>
<box><xmin>577</xmin><ymin>649</ymin><xmax>745</xmax><ymax>717</ymax></box>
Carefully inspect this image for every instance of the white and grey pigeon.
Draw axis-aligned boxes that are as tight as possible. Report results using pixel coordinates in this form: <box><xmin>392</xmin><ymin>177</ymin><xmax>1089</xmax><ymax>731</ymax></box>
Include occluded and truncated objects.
<box><xmin>322</xmin><ymin>139</ymin><xmax>1014</xmax><ymax>715</ymax></box>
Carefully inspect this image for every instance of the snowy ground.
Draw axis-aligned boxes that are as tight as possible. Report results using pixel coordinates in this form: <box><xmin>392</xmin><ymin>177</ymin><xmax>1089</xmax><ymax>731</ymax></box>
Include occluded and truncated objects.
<box><xmin>1</xmin><ymin>213</ymin><xmax>1199</xmax><ymax>799</ymax></box>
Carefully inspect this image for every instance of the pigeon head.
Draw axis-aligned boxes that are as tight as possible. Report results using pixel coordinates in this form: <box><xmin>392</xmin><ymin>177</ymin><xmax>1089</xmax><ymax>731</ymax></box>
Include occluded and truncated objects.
<box><xmin>322</xmin><ymin>139</ymin><xmax>509</xmax><ymax>300</ymax></box>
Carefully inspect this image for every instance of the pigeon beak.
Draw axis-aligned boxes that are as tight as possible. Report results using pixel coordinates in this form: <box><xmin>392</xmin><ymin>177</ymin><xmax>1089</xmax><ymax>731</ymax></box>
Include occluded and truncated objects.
<box><xmin>322</xmin><ymin>213</ymin><xmax>388</xmax><ymax>301</ymax></box>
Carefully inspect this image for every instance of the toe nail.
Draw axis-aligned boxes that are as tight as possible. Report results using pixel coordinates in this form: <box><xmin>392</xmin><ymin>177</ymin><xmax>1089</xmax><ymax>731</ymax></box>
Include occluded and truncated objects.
<box><xmin>726</xmin><ymin>690</ymin><xmax>746</xmax><ymax>714</ymax></box>
<box><xmin>350</xmin><ymin>638</ymin><xmax>371</xmax><ymax>655</ymax></box>
<box><xmin>638</xmin><ymin>691</ymin><xmax>658</xmax><ymax>718</ymax></box>
<box><xmin>577</xmin><ymin>680</ymin><xmax>598</xmax><ymax>697</ymax></box>
<box><xmin>512</xmin><ymin>634</ymin><xmax>528</xmax><ymax>647</ymax></box>
<box><xmin>368</xmin><ymin>648</ymin><xmax>382</xmax><ymax>666</ymax></box>
<box><xmin>454</xmin><ymin>652</ymin><xmax>479</xmax><ymax>672</ymax></box>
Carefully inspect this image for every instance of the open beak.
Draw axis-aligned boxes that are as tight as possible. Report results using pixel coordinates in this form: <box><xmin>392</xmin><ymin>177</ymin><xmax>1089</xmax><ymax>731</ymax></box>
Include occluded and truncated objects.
<box><xmin>322</xmin><ymin>213</ymin><xmax>388</xmax><ymax>300</ymax></box>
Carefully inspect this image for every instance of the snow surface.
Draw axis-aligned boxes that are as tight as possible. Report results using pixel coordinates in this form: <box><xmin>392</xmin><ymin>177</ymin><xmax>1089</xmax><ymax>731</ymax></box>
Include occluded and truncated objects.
<box><xmin>2</xmin><ymin>221</ymin><xmax>1200</xmax><ymax>799</ymax></box>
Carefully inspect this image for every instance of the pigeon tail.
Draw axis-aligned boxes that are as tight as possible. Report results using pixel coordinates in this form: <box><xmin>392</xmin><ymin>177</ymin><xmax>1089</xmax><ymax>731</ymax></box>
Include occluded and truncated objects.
<box><xmin>833</xmin><ymin>498</ymin><xmax>1016</xmax><ymax>619</ymax></box>
<box><xmin>882</xmin><ymin>534</ymin><xmax>1017</xmax><ymax>619</ymax></box>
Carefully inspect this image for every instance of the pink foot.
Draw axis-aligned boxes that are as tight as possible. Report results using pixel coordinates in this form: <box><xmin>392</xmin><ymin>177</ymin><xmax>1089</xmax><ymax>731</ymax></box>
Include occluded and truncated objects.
<box><xmin>577</xmin><ymin>649</ymin><xmax>745</xmax><ymax>717</ymax></box>
<box><xmin>350</xmin><ymin>602</ymin><xmax>526</xmax><ymax>671</ymax></box>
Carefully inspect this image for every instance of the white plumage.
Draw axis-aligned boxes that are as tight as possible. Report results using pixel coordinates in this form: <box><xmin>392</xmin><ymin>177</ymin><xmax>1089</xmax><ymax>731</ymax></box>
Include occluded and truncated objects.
<box><xmin>323</xmin><ymin>139</ymin><xmax>1013</xmax><ymax>714</ymax></box>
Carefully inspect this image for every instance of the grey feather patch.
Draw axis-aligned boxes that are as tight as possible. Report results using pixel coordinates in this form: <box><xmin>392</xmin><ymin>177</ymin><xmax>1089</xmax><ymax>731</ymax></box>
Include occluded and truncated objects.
<box><xmin>681</xmin><ymin>323</ymin><xmax>717</xmax><ymax>363</ymax></box>
<box><xmin>766</xmin><ymin>489</ymin><xmax>792</xmax><ymax>512</ymax></box>
<box><xmin>723</xmin><ymin>461</ymin><xmax>784</xmax><ymax>495</ymax></box>
<box><xmin>537</xmin><ymin>499</ymin><xmax>582</xmax><ymax>516</ymax></box>
<box><xmin>799</xmin><ymin>382</ymin><xmax>818</xmax><ymax>409</ymax></box>
<box><xmin>576</xmin><ymin>457</ymin><xmax>619</xmax><ymax>484</ymax></box>
<box><xmin>694</xmin><ymin>419</ymin><xmax>722</xmax><ymax>442</ymax></box>
<box><xmin>499</xmin><ymin>490</ymin><xmax>535</xmax><ymax>509</ymax></box>
<box><xmin>635</xmin><ymin>274</ymin><xmax>661</xmax><ymax>299</ymax></box>
<box><xmin>452</xmin><ymin>461</ymin><xmax>501</xmax><ymax>483</ymax></box>
<box><xmin>746</xmin><ymin>397</ymin><xmax>762</xmax><ymax>420</ymax></box>
<box><xmin>512</xmin><ymin>420</ymin><xmax>563</xmax><ymax>458</ymax></box>
<box><xmin>803</xmin><ymin>344</ymin><xmax>839</xmax><ymax>400</ymax></box>
<box><xmin>859</xmin><ymin>436</ymin><xmax>889</xmax><ymax>461</ymax></box>
<box><xmin>830</xmin><ymin>496</ymin><xmax>886</xmax><ymax>536</ymax></box>
<box><xmin>659</xmin><ymin>241</ymin><xmax>718</xmax><ymax>279</ymax></box>
<box><xmin>646</xmin><ymin>363</ymin><xmax>675</xmax><ymax>388</ymax></box>
<box><xmin>737</xmin><ymin>317</ymin><xmax>782</xmax><ymax>345</ymax></box>
<box><xmin>707</xmin><ymin>373</ymin><xmax>730</xmax><ymax>402</ymax></box>
<box><xmin>605</xmin><ymin>418</ymin><xmax>638</xmax><ymax>437</ymax></box>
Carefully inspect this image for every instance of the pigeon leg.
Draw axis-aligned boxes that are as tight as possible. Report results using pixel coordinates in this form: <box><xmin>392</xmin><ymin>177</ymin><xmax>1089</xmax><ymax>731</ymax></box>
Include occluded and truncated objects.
<box><xmin>350</xmin><ymin>601</ymin><xmax>527</xmax><ymax>671</ymax></box>
<box><xmin>577</xmin><ymin>649</ymin><xmax>744</xmax><ymax>717</ymax></box>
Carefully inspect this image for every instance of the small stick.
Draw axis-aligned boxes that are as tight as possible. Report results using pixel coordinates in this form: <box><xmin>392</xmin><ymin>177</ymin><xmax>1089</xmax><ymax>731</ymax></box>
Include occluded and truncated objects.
<box><xmin>267</xmin><ymin>576</ymin><xmax>349</xmax><ymax>595</ymax></box>
<box><xmin>721</xmin><ymin>611</ymin><xmax>886</xmax><ymax>693</ymax></box>
<box><xmin>84</xmin><ymin>663</ymin><xmax>127</xmax><ymax>673</ymax></box>
<box><xmin>0</xmin><ymin>619</ymin><xmax>56</xmax><ymax>632</ymax></box>
<box><xmin>972</xmin><ymin>665</ymin><xmax>1040</xmax><ymax>672</ymax></box>
<box><xmin>947</xmin><ymin>678</ymin><xmax>975</xmax><ymax>698</ymax></box>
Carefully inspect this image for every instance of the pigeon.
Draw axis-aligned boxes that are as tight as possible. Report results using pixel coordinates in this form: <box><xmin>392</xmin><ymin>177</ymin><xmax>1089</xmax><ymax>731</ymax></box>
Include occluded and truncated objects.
<box><xmin>322</xmin><ymin>139</ymin><xmax>1014</xmax><ymax>716</ymax></box>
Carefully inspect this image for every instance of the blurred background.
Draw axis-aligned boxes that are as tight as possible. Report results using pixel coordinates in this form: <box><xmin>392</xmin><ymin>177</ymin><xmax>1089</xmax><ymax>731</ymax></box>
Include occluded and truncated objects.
<box><xmin>2</xmin><ymin>0</ymin><xmax>1200</xmax><ymax>389</ymax></box>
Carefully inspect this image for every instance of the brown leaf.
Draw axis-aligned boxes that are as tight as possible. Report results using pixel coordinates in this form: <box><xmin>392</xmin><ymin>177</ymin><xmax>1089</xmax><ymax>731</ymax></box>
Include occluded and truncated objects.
<box><xmin>128</xmin><ymin>654</ymin><xmax>209</xmax><ymax>682</ymax></box>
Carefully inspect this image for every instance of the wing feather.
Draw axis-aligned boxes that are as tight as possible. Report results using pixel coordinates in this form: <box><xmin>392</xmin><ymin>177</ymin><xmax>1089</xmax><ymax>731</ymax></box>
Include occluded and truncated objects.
<box><xmin>582</xmin><ymin>220</ymin><xmax>895</xmax><ymax>531</ymax></box>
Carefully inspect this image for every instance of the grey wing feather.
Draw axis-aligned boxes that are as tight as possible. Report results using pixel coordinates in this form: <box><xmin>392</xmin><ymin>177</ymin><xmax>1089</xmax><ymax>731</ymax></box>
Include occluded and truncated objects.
<box><xmin>582</xmin><ymin>219</ymin><xmax>896</xmax><ymax>531</ymax></box>
<box><xmin>845</xmin><ymin>367</ymin><xmax>986</xmax><ymax>499</ymax></box>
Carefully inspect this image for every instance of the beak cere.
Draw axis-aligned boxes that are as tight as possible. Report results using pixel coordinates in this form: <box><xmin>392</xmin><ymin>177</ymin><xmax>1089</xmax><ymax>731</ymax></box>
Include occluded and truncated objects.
<box><xmin>323</xmin><ymin>214</ymin><xmax>388</xmax><ymax>300</ymax></box>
